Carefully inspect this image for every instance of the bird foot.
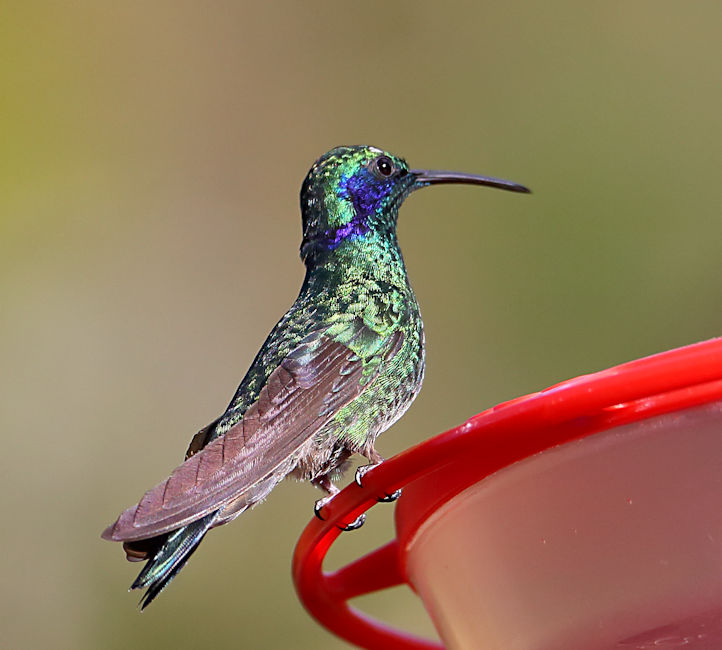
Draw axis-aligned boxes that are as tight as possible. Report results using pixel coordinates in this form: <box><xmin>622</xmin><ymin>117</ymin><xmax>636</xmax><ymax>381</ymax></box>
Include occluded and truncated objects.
<box><xmin>355</xmin><ymin>463</ymin><xmax>402</xmax><ymax>503</ymax></box>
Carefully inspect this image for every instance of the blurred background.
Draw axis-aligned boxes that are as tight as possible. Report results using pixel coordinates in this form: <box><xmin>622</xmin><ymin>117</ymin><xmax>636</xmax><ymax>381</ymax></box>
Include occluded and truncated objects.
<box><xmin>2</xmin><ymin>2</ymin><xmax>721</xmax><ymax>648</ymax></box>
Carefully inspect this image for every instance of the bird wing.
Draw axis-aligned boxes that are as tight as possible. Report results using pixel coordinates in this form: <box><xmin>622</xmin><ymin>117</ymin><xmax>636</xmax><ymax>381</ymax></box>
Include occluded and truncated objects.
<box><xmin>103</xmin><ymin>321</ymin><xmax>403</xmax><ymax>542</ymax></box>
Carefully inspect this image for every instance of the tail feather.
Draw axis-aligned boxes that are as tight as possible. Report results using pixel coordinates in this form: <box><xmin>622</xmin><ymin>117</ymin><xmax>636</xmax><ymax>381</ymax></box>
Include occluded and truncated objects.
<box><xmin>130</xmin><ymin>511</ymin><xmax>218</xmax><ymax>610</ymax></box>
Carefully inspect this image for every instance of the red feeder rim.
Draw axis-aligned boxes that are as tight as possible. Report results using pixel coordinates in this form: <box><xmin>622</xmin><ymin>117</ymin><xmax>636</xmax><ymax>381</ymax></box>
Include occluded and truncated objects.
<box><xmin>292</xmin><ymin>337</ymin><xmax>722</xmax><ymax>649</ymax></box>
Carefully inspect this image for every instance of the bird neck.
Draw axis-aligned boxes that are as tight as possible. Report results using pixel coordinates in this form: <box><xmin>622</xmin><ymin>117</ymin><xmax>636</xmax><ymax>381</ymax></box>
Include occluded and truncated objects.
<box><xmin>302</xmin><ymin>230</ymin><xmax>411</xmax><ymax>293</ymax></box>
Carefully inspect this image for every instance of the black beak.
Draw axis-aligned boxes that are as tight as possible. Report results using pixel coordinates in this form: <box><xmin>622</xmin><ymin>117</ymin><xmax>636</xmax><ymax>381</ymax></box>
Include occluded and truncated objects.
<box><xmin>411</xmin><ymin>169</ymin><xmax>531</xmax><ymax>194</ymax></box>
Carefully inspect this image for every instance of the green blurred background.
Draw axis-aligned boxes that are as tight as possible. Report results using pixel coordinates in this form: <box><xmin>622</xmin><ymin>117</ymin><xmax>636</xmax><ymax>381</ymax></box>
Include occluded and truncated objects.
<box><xmin>2</xmin><ymin>2</ymin><xmax>721</xmax><ymax>648</ymax></box>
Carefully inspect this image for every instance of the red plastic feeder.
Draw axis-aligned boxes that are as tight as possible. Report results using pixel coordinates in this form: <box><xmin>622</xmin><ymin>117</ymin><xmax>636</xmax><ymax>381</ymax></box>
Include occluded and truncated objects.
<box><xmin>292</xmin><ymin>338</ymin><xmax>722</xmax><ymax>649</ymax></box>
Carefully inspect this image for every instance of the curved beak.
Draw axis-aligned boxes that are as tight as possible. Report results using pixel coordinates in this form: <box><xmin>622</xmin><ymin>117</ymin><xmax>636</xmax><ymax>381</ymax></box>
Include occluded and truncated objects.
<box><xmin>411</xmin><ymin>169</ymin><xmax>531</xmax><ymax>194</ymax></box>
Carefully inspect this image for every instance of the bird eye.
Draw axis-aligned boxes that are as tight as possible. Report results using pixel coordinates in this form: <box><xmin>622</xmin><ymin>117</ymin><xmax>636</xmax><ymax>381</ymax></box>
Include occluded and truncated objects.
<box><xmin>373</xmin><ymin>156</ymin><xmax>394</xmax><ymax>178</ymax></box>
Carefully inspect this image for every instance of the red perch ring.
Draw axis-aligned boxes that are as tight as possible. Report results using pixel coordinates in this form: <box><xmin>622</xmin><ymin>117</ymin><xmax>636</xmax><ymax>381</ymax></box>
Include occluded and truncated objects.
<box><xmin>293</xmin><ymin>337</ymin><xmax>722</xmax><ymax>649</ymax></box>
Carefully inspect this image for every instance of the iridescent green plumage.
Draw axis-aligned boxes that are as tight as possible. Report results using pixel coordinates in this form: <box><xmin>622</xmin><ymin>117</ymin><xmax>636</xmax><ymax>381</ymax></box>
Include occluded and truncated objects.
<box><xmin>102</xmin><ymin>145</ymin><xmax>529</xmax><ymax>608</ymax></box>
<box><xmin>202</xmin><ymin>147</ymin><xmax>425</xmax><ymax>483</ymax></box>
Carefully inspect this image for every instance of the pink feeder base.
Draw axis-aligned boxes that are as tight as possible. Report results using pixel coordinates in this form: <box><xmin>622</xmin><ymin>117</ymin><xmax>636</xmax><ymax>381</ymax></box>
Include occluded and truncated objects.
<box><xmin>404</xmin><ymin>402</ymin><xmax>722</xmax><ymax>649</ymax></box>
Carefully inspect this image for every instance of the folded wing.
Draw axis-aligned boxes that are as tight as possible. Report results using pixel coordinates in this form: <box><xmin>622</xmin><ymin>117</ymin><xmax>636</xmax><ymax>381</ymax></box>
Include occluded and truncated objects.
<box><xmin>103</xmin><ymin>325</ymin><xmax>401</xmax><ymax>542</ymax></box>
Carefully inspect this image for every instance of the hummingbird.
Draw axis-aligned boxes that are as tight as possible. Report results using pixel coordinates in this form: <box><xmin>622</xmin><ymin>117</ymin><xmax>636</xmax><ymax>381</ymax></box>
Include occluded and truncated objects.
<box><xmin>102</xmin><ymin>145</ymin><xmax>529</xmax><ymax>608</ymax></box>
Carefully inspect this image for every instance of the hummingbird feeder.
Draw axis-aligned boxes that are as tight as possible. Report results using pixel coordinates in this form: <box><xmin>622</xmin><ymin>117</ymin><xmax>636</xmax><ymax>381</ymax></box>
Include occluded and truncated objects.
<box><xmin>293</xmin><ymin>337</ymin><xmax>722</xmax><ymax>649</ymax></box>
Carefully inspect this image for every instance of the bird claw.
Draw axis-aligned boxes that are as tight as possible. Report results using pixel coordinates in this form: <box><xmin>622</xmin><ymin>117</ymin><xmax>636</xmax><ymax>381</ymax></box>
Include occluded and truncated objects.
<box><xmin>313</xmin><ymin>495</ymin><xmax>333</xmax><ymax>521</ymax></box>
<box><xmin>338</xmin><ymin>514</ymin><xmax>366</xmax><ymax>532</ymax></box>
<box><xmin>314</xmin><ymin>463</ymin><xmax>394</xmax><ymax>530</ymax></box>
<box><xmin>355</xmin><ymin>462</ymin><xmax>379</xmax><ymax>488</ymax></box>
<box><xmin>315</xmin><ymin>495</ymin><xmax>365</xmax><ymax>530</ymax></box>
<box><xmin>377</xmin><ymin>489</ymin><xmax>402</xmax><ymax>503</ymax></box>
<box><xmin>356</xmin><ymin>463</ymin><xmax>400</xmax><ymax>503</ymax></box>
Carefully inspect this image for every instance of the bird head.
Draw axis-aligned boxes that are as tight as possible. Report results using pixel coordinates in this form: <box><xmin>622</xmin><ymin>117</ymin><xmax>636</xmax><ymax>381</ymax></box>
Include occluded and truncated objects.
<box><xmin>299</xmin><ymin>145</ymin><xmax>529</xmax><ymax>262</ymax></box>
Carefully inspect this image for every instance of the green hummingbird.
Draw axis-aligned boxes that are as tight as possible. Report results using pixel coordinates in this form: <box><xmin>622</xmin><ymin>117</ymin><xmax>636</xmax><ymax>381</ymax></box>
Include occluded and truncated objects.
<box><xmin>102</xmin><ymin>145</ymin><xmax>529</xmax><ymax>608</ymax></box>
